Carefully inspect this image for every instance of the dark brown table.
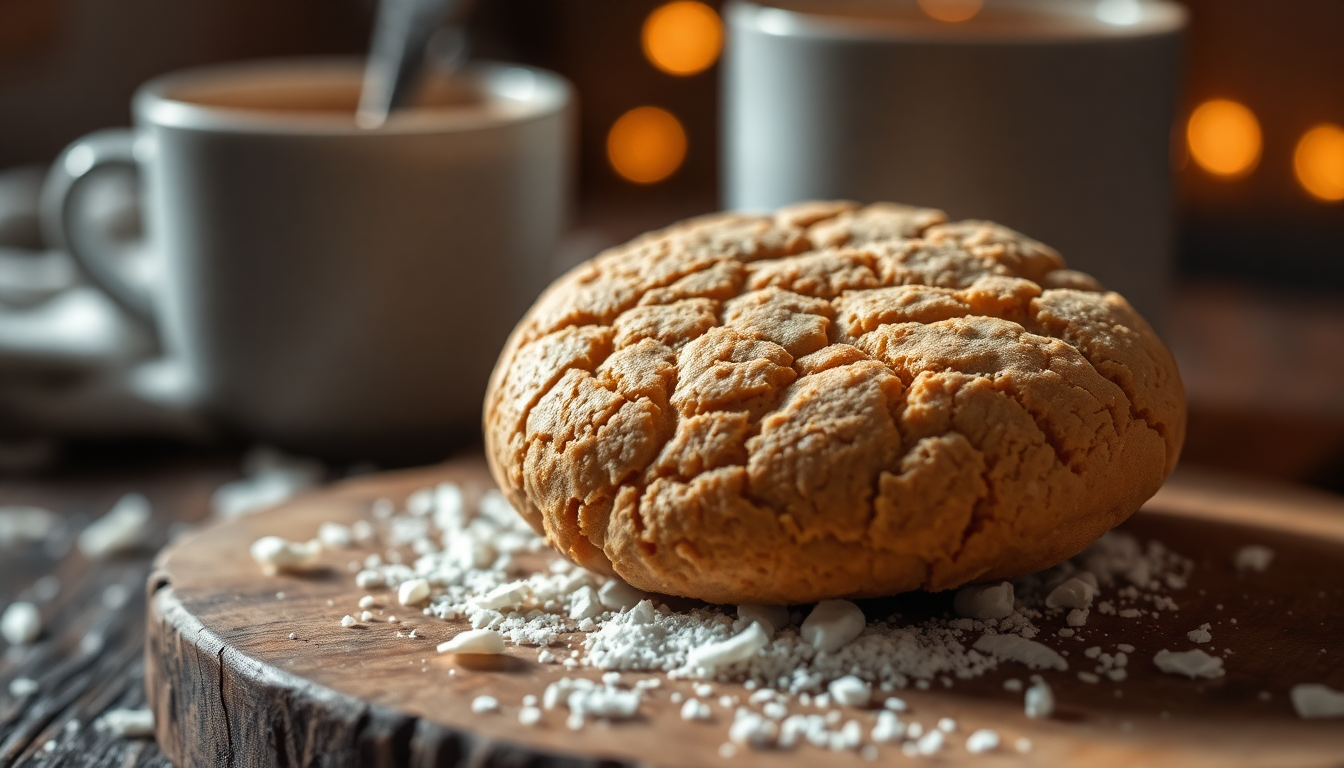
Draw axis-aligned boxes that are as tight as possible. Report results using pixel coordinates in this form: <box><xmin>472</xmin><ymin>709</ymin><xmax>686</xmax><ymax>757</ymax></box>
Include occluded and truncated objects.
<box><xmin>1</xmin><ymin>448</ymin><xmax>236</xmax><ymax>768</ymax></box>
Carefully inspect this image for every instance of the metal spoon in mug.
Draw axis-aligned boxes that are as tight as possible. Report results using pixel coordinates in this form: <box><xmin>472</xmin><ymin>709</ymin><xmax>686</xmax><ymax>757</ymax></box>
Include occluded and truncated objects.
<box><xmin>357</xmin><ymin>0</ymin><xmax>476</xmax><ymax>129</ymax></box>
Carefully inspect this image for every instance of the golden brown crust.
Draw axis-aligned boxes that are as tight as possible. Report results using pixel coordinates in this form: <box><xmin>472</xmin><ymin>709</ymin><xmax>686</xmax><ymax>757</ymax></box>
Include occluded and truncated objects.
<box><xmin>482</xmin><ymin>202</ymin><xmax>1187</xmax><ymax>604</ymax></box>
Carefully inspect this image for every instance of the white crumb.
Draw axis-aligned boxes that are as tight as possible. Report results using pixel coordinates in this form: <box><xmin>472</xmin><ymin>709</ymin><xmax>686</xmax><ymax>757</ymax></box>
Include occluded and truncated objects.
<box><xmin>9</xmin><ymin>677</ymin><xmax>38</xmax><ymax>697</ymax></box>
<box><xmin>916</xmin><ymin>728</ymin><xmax>944</xmax><ymax>755</ymax></box>
<box><xmin>1187</xmin><ymin>623</ymin><xmax>1212</xmax><ymax>644</ymax></box>
<box><xmin>437</xmin><ymin>629</ymin><xmax>505</xmax><ymax>655</ymax></box>
<box><xmin>78</xmin><ymin>493</ymin><xmax>151</xmax><ymax>559</ymax></box>
<box><xmin>965</xmin><ymin>728</ymin><xmax>1000</xmax><ymax>754</ymax></box>
<box><xmin>317</xmin><ymin>522</ymin><xmax>353</xmax><ymax>549</ymax></box>
<box><xmin>973</xmin><ymin>634</ymin><xmax>1068</xmax><ymax>671</ymax></box>
<box><xmin>1153</xmin><ymin>649</ymin><xmax>1225</xmax><ymax>679</ymax></box>
<box><xmin>518</xmin><ymin>706</ymin><xmax>542</xmax><ymax>726</ymax></box>
<box><xmin>96</xmin><ymin>708</ymin><xmax>155</xmax><ymax>738</ymax></box>
<box><xmin>688</xmin><ymin>622</ymin><xmax>770</xmax><ymax>673</ymax></box>
<box><xmin>1046</xmin><ymin>577</ymin><xmax>1096</xmax><ymax>610</ymax></box>
<box><xmin>473</xmin><ymin>581</ymin><xmax>529</xmax><ymax>611</ymax></box>
<box><xmin>398</xmin><ymin>578</ymin><xmax>430</xmax><ymax>607</ymax></box>
<box><xmin>871</xmin><ymin>710</ymin><xmax>905</xmax><ymax>743</ymax></box>
<box><xmin>1</xmin><ymin>601</ymin><xmax>41</xmax><ymax>646</ymax></box>
<box><xmin>728</xmin><ymin>708</ymin><xmax>777</xmax><ymax>748</ymax></box>
<box><xmin>827</xmin><ymin>676</ymin><xmax>871</xmax><ymax>708</ymax></box>
<box><xmin>471</xmin><ymin>695</ymin><xmax>500</xmax><ymax>713</ymax></box>
<box><xmin>250</xmin><ymin>536</ymin><xmax>320</xmax><ymax>575</ymax></box>
<box><xmin>800</xmin><ymin>600</ymin><xmax>865</xmax><ymax>653</ymax></box>
<box><xmin>1025</xmin><ymin>680</ymin><xmax>1055</xmax><ymax>719</ymax></box>
<box><xmin>681</xmin><ymin>698</ymin><xmax>713</xmax><ymax>721</ymax></box>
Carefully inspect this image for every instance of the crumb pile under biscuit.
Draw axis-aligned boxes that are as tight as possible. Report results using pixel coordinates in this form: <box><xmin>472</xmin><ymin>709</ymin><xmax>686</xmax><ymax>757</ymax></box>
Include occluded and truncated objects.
<box><xmin>484</xmin><ymin>201</ymin><xmax>1187</xmax><ymax>604</ymax></box>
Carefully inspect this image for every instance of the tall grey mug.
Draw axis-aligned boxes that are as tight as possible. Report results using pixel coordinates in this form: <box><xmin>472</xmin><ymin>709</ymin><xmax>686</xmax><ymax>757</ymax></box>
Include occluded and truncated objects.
<box><xmin>42</xmin><ymin>58</ymin><xmax>572</xmax><ymax>459</ymax></box>
<box><xmin>724</xmin><ymin>0</ymin><xmax>1185</xmax><ymax>326</ymax></box>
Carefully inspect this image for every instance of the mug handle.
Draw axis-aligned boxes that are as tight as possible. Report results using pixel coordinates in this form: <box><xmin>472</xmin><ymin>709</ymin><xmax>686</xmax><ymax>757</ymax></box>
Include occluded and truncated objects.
<box><xmin>40</xmin><ymin>128</ymin><xmax>157</xmax><ymax>325</ymax></box>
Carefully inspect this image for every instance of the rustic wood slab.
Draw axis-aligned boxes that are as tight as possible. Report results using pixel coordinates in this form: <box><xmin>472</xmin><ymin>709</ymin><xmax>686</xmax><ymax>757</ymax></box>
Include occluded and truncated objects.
<box><xmin>145</xmin><ymin>457</ymin><xmax>1344</xmax><ymax>768</ymax></box>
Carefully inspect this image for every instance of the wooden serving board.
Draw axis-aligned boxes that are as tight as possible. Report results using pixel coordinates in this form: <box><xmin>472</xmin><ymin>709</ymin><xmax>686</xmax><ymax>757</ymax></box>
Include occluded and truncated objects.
<box><xmin>145</xmin><ymin>457</ymin><xmax>1344</xmax><ymax>768</ymax></box>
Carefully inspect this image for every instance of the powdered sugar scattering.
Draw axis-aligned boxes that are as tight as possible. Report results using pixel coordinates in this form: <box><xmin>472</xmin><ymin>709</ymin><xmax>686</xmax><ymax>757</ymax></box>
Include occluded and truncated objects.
<box><xmin>255</xmin><ymin>480</ymin><xmax>1287</xmax><ymax>756</ymax></box>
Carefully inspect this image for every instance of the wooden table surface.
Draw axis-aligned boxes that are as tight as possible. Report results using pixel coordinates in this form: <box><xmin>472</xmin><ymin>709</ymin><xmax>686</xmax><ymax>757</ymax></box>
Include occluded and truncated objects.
<box><xmin>5</xmin><ymin>444</ymin><xmax>1344</xmax><ymax>768</ymax></box>
<box><xmin>1</xmin><ymin>447</ymin><xmax>237</xmax><ymax>768</ymax></box>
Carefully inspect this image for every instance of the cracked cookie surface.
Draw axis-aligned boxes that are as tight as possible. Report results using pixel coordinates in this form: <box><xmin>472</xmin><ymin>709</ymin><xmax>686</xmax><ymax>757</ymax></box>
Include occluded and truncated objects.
<box><xmin>484</xmin><ymin>201</ymin><xmax>1186</xmax><ymax>604</ymax></box>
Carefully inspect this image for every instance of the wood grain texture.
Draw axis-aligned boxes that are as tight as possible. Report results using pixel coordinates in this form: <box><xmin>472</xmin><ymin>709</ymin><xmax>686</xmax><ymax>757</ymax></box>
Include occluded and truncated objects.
<box><xmin>1</xmin><ymin>450</ymin><xmax>237</xmax><ymax>768</ymax></box>
<box><xmin>144</xmin><ymin>456</ymin><xmax>1344</xmax><ymax>768</ymax></box>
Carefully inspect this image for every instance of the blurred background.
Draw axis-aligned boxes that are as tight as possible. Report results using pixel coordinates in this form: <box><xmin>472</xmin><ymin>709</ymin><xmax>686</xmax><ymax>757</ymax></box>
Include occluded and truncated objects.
<box><xmin>0</xmin><ymin>0</ymin><xmax>1342</xmax><ymax>491</ymax></box>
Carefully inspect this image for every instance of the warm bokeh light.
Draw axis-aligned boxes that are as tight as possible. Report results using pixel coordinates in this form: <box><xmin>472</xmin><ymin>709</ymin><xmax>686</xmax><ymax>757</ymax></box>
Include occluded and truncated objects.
<box><xmin>1187</xmin><ymin>99</ymin><xmax>1262</xmax><ymax>179</ymax></box>
<box><xmin>607</xmin><ymin>106</ymin><xmax>687</xmax><ymax>184</ymax></box>
<box><xmin>917</xmin><ymin>0</ymin><xmax>984</xmax><ymax>23</ymax></box>
<box><xmin>1095</xmin><ymin>0</ymin><xmax>1143</xmax><ymax>26</ymax></box>
<box><xmin>642</xmin><ymin>1</ymin><xmax>723</xmax><ymax>76</ymax></box>
<box><xmin>1294</xmin><ymin>124</ymin><xmax>1344</xmax><ymax>202</ymax></box>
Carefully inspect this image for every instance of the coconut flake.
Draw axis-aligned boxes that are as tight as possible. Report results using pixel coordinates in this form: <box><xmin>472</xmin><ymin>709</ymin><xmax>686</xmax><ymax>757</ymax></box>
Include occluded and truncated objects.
<box><xmin>8</xmin><ymin>677</ymin><xmax>38</xmax><ymax>697</ymax></box>
<box><xmin>398</xmin><ymin>578</ymin><xmax>430</xmax><ymax>607</ymax></box>
<box><xmin>1024</xmin><ymin>680</ymin><xmax>1055</xmax><ymax>719</ymax></box>
<box><xmin>687</xmin><ymin>622</ymin><xmax>770</xmax><ymax>674</ymax></box>
<box><xmin>471</xmin><ymin>695</ymin><xmax>500</xmax><ymax>713</ymax></box>
<box><xmin>317</xmin><ymin>522</ymin><xmax>353</xmax><ymax>549</ymax></box>
<box><xmin>1</xmin><ymin>601</ymin><xmax>41</xmax><ymax>646</ymax></box>
<box><xmin>473</xmin><ymin>581</ymin><xmax>529</xmax><ymax>611</ymax></box>
<box><xmin>438</xmin><ymin>629</ymin><xmax>506</xmax><ymax>655</ymax></box>
<box><xmin>1153</xmin><ymin>649</ymin><xmax>1225</xmax><ymax>679</ymax></box>
<box><xmin>1045</xmin><ymin>577</ymin><xmax>1096</xmax><ymax>610</ymax></box>
<box><xmin>96</xmin><ymin>708</ymin><xmax>155</xmax><ymax>738</ymax></box>
<box><xmin>827</xmin><ymin>676</ymin><xmax>871</xmax><ymax>708</ymax></box>
<box><xmin>965</xmin><ymin>728</ymin><xmax>1000</xmax><ymax>754</ymax></box>
<box><xmin>249</xmin><ymin>536</ymin><xmax>320</xmax><ymax>575</ymax></box>
<box><xmin>800</xmin><ymin>600</ymin><xmax>865</xmax><ymax>653</ymax></box>
<box><xmin>78</xmin><ymin>493</ymin><xmax>151</xmax><ymax>559</ymax></box>
<box><xmin>681</xmin><ymin>698</ymin><xmax>713</xmax><ymax>721</ymax></box>
<box><xmin>973</xmin><ymin>634</ymin><xmax>1068</xmax><ymax>671</ymax></box>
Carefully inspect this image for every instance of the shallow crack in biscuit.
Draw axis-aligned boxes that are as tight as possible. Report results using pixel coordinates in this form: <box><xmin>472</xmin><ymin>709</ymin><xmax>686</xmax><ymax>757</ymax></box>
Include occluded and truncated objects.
<box><xmin>484</xmin><ymin>201</ymin><xmax>1186</xmax><ymax>604</ymax></box>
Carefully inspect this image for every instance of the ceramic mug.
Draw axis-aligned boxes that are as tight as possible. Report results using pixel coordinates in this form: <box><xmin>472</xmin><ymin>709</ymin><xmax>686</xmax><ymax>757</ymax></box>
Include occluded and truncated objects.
<box><xmin>723</xmin><ymin>0</ymin><xmax>1186</xmax><ymax>327</ymax></box>
<box><xmin>42</xmin><ymin>58</ymin><xmax>573</xmax><ymax>459</ymax></box>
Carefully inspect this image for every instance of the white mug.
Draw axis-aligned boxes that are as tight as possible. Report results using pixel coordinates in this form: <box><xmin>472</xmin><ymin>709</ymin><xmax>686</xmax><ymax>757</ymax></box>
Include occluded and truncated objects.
<box><xmin>724</xmin><ymin>0</ymin><xmax>1186</xmax><ymax>326</ymax></box>
<box><xmin>42</xmin><ymin>58</ymin><xmax>573</xmax><ymax>459</ymax></box>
